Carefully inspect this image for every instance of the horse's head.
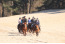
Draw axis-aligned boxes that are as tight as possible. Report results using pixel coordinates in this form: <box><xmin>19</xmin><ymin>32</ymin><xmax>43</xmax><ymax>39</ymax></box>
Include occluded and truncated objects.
<box><xmin>35</xmin><ymin>24</ymin><xmax>40</xmax><ymax>33</ymax></box>
<box><xmin>24</xmin><ymin>22</ymin><xmax>27</xmax><ymax>24</ymax></box>
<box><xmin>23</xmin><ymin>22</ymin><xmax>27</xmax><ymax>29</ymax></box>
<box><xmin>35</xmin><ymin>25</ymin><xmax>39</xmax><ymax>29</ymax></box>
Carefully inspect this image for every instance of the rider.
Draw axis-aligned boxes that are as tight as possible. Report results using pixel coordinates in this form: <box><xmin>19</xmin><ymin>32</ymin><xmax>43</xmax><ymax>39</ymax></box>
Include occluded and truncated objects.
<box><xmin>31</xmin><ymin>17</ymin><xmax>35</xmax><ymax>23</ymax></box>
<box><xmin>35</xmin><ymin>18</ymin><xmax>40</xmax><ymax>29</ymax></box>
<box><xmin>28</xmin><ymin>17</ymin><xmax>31</xmax><ymax>24</ymax></box>
<box><xmin>23</xmin><ymin>16</ymin><xmax>27</xmax><ymax>24</ymax></box>
<box><xmin>22</xmin><ymin>17</ymin><xmax>24</xmax><ymax>24</ymax></box>
<box><xmin>18</xmin><ymin>17</ymin><xmax>21</xmax><ymax>24</ymax></box>
<box><xmin>35</xmin><ymin>18</ymin><xmax>39</xmax><ymax>25</ymax></box>
<box><xmin>31</xmin><ymin>17</ymin><xmax>36</xmax><ymax>27</ymax></box>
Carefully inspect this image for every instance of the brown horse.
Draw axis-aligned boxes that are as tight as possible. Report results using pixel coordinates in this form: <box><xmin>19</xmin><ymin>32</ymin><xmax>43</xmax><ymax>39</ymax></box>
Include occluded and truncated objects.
<box><xmin>22</xmin><ymin>22</ymin><xmax>27</xmax><ymax>36</ymax></box>
<box><xmin>35</xmin><ymin>25</ymin><xmax>40</xmax><ymax>36</ymax></box>
<box><xmin>31</xmin><ymin>24</ymin><xmax>40</xmax><ymax>36</ymax></box>
<box><xmin>17</xmin><ymin>22</ymin><xmax>27</xmax><ymax>36</ymax></box>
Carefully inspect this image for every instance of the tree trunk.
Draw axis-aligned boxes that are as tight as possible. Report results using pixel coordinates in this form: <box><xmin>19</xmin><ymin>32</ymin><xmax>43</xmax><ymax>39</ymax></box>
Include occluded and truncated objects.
<box><xmin>27</xmin><ymin>0</ymin><xmax>30</xmax><ymax>14</ymax></box>
<box><xmin>2</xmin><ymin>0</ymin><xmax>4</xmax><ymax>17</ymax></box>
<box><xmin>11</xmin><ymin>1</ymin><xmax>13</xmax><ymax>16</ymax></box>
<box><xmin>0</xmin><ymin>1</ymin><xmax>2</xmax><ymax>17</ymax></box>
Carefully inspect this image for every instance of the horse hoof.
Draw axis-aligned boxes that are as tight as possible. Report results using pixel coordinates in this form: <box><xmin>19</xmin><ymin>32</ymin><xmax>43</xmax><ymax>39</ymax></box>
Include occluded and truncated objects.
<box><xmin>23</xmin><ymin>34</ymin><xmax>26</xmax><ymax>36</ymax></box>
<box><xmin>36</xmin><ymin>34</ymin><xmax>38</xmax><ymax>36</ymax></box>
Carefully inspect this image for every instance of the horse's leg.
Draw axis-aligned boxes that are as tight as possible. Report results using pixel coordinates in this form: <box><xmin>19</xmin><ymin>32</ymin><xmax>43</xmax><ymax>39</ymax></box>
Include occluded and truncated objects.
<box><xmin>25</xmin><ymin>29</ymin><xmax>27</xmax><ymax>36</ymax></box>
<box><xmin>36</xmin><ymin>32</ymin><xmax>38</xmax><ymax>36</ymax></box>
<box><xmin>22</xmin><ymin>29</ymin><xmax>26</xmax><ymax>36</ymax></box>
<box><xmin>24</xmin><ymin>29</ymin><xmax>26</xmax><ymax>36</ymax></box>
<box><xmin>28</xmin><ymin>28</ymin><xmax>31</xmax><ymax>33</ymax></box>
<box><xmin>27</xmin><ymin>26</ymin><xmax>29</xmax><ymax>32</ymax></box>
<box><xmin>29</xmin><ymin>29</ymin><xmax>31</xmax><ymax>33</ymax></box>
<box><xmin>17</xmin><ymin>25</ymin><xmax>20</xmax><ymax>33</ymax></box>
<box><xmin>27</xmin><ymin>27</ymin><xmax>30</xmax><ymax>33</ymax></box>
<box><xmin>36</xmin><ymin>28</ymin><xmax>39</xmax><ymax>36</ymax></box>
<box><xmin>32</xmin><ymin>29</ymin><xmax>35</xmax><ymax>34</ymax></box>
<box><xmin>19</xmin><ymin>29</ymin><xmax>20</xmax><ymax>33</ymax></box>
<box><xmin>18</xmin><ymin>28</ymin><xmax>21</xmax><ymax>33</ymax></box>
<box><xmin>30</xmin><ymin>28</ymin><xmax>32</xmax><ymax>32</ymax></box>
<box><xmin>30</xmin><ymin>27</ymin><xmax>32</xmax><ymax>33</ymax></box>
<box><xmin>22</xmin><ymin>29</ymin><xmax>24</xmax><ymax>35</ymax></box>
<box><xmin>27</xmin><ymin>28</ymin><xmax>29</xmax><ymax>32</ymax></box>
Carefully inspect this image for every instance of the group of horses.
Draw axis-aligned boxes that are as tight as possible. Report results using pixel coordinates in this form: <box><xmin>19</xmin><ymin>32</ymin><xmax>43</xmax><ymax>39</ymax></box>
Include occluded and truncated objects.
<box><xmin>17</xmin><ymin>22</ymin><xmax>40</xmax><ymax>36</ymax></box>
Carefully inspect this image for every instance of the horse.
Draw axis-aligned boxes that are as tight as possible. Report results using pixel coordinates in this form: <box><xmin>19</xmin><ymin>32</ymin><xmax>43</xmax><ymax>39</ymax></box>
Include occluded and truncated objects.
<box><xmin>17</xmin><ymin>22</ymin><xmax>27</xmax><ymax>36</ymax></box>
<box><xmin>17</xmin><ymin>23</ymin><xmax>22</xmax><ymax>33</ymax></box>
<box><xmin>31</xmin><ymin>24</ymin><xmax>40</xmax><ymax>36</ymax></box>
<box><xmin>27</xmin><ymin>23</ymin><xmax>32</xmax><ymax>33</ymax></box>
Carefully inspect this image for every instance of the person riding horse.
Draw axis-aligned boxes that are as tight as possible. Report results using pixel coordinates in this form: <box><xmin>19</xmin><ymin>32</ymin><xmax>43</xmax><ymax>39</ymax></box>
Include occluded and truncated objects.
<box><xmin>35</xmin><ymin>18</ymin><xmax>40</xmax><ymax>29</ymax></box>
<box><xmin>18</xmin><ymin>16</ymin><xmax>40</xmax><ymax>36</ymax></box>
<box><xmin>27</xmin><ymin>17</ymin><xmax>32</xmax><ymax>32</ymax></box>
<box><xmin>18</xmin><ymin>16</ymin><xmax>27</xmax><ymax>35</ymax></box>
<box><xmin>31</xmin><ymin>17</ymin><xmax>36</xmax><ymax>28</ymax></box>
<box><xmin>18</xmin><ymin>17</ymin><xmax>21</xmax><ymax>24</ymax></box>
<box><xmin>31</xmin><ymin>18</ymin><xmax>40</xmax><ymax>36</ymax></box>
<box><xmin>22</xmin><ymin>16</ymin><xmax>27</xmax><ymax>24</ymax></box>
<box><xmin>18</xmin><ymin>17</ymin><xmax>22</xmax><ymax>33</ymax></box>
<box><xmin>28</xmin><ymin>17</ymin><xmax>31</xmax><ymax>24</ymax></box>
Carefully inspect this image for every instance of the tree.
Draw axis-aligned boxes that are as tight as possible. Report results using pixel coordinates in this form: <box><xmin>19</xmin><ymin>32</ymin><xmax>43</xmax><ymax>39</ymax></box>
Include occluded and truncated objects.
<box><xmin>0</xmin><ymin>0</ymin><xmax>65</xmax><ymax>17</ymax></box>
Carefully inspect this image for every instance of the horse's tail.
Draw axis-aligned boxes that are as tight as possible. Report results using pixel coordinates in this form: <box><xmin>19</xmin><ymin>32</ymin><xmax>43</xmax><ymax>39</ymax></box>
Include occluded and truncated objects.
<box><xmin>17</xmin><ymin>24</ymin><xmax>19</xmax><ymax>29</ymax></box>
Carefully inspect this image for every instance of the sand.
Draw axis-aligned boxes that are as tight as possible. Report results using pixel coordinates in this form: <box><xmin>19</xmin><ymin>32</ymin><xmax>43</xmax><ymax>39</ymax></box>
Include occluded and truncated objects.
<box><xmin>0</xmin><ymin>9</ymin><xmax>65</xmax><ymax>43</ymax></box>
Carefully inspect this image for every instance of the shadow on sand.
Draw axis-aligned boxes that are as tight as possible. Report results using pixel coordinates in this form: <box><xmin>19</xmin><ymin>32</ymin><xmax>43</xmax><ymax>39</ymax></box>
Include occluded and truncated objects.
<box><xmin>8</xmin><ymin>32</ymin><xmax>33</xmax><ymax>36</ymax></box>
<box><xmin>31</xmin><ymin>9</ymin><xmax>65</xmax><ymax>14</ymax></box>
<box><xmin>8</xmin><ymin>32</ymin><xmax>23</xmax><ymax>36</ymax></box>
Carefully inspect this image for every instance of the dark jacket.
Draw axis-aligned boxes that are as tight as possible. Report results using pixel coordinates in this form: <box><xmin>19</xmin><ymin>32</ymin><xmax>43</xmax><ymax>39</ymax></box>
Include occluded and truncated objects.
<box><xmin>35</xmin><ymin>20</ymin><xmax>40</xmax><ymax>25</ymax></box>
<box><xmin>22</xmin><ymin>18</ymin><xmax>27</xmax><ymax>23</ymax></box>
<box><xmin>31</xmin><ymin>19</ymin><xmax>36</xmax><ymax>23</ymax></box>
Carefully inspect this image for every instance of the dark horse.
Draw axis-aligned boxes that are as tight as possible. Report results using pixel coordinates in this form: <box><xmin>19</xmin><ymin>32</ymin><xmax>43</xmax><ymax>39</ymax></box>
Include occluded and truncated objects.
<box><xmin>17</xmin><ymin>22</ymin><xmax>27</xmax><ymax>36</ymax></box>
<box><xmin>27</xmin><ymin>23</ymin><xmax>32</xmax><ymax>33</ymax></box>
<box><xmin>17</xmin><ymin>23</ymin><xmax>22</xmax><ymax>33</ymax></box>
<box><xmin>31</xmin><ymin>24</ymin><xmax>40</xmax><ymax>36</ymax></box>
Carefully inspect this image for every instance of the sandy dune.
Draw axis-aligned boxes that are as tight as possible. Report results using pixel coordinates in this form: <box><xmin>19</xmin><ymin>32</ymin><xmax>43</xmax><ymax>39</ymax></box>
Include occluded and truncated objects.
<box><xmin>0</xmin><ymin>9</ymin><xmax>65</xmax><ymax>43</ymax></box>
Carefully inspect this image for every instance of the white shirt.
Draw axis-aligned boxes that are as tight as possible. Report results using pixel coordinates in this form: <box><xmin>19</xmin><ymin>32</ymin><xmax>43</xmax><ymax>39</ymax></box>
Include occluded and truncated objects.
<box><xmin>18</xmin><ymin>19</ymin><xmax>21</xmax><ymax>24</ymax></box>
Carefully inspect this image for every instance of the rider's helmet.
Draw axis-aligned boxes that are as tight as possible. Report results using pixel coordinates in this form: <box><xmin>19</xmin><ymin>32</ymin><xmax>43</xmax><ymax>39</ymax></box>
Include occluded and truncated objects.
<box><xmin>24</xmin><ymin>16</ymin><xmax>26</xmax><ymax>18</ymax></box>
<box><xmin>32</xmin><ymin>16</ymin><xmax>35</xmax><ymax>19</ymax></box>
<box><xmin>19</xmin><ymin>17</ymin><xmax>21</xmax><ymax>19</ymax></box>
<box><xmin>32</xmin><ymin>16</ymin><xmax>34</xmax><ymax>18</ymax></box>
<box><xmin>28</xmin><ymin>17</ymin><xmax>30</xmax><ymax>19</ymax></box>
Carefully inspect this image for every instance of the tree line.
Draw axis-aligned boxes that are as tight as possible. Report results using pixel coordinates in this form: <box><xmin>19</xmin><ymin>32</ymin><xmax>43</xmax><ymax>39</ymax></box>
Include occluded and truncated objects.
<box><xmin>0</xmin><ymin>0</ymin><xmax>65</xmax><ymax>17</ymax></box>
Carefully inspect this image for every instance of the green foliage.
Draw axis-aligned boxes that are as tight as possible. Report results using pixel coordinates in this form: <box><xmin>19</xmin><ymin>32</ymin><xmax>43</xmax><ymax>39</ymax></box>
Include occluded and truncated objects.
<box><xmin>0</xmin><ymin>0</ymin><xmax>65</xmax><ymax>17</ymax></box>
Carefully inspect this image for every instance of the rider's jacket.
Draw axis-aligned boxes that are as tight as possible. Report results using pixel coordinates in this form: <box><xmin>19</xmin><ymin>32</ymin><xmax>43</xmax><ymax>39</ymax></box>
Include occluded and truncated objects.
<box><xmin>22</xmin><ymin>18</ymin><xmax>27</xmax><ymax>23</ymax></box>
<box><xmin>31</xmin><ymin>19</ymin><xmax>36</xmax><ymax>23</ymax></box>
<box><xmin>21</xmin><ymin>20</ymin><xmax>22</xmax><ymax>23</ymax></box>
<box><xmin>35</xmin><ymin>20</ymin><xmax>39</xmax><ymax>25</ymax></box>
<box><xmin>28</xmin><ymin>19</ymin><xmax>31</xmax><ymax>23</ymax></box>
<box><xmin>18</xmin><ymin>19</ymin><xmax>21</xmax><ymax>24</ymax></box>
